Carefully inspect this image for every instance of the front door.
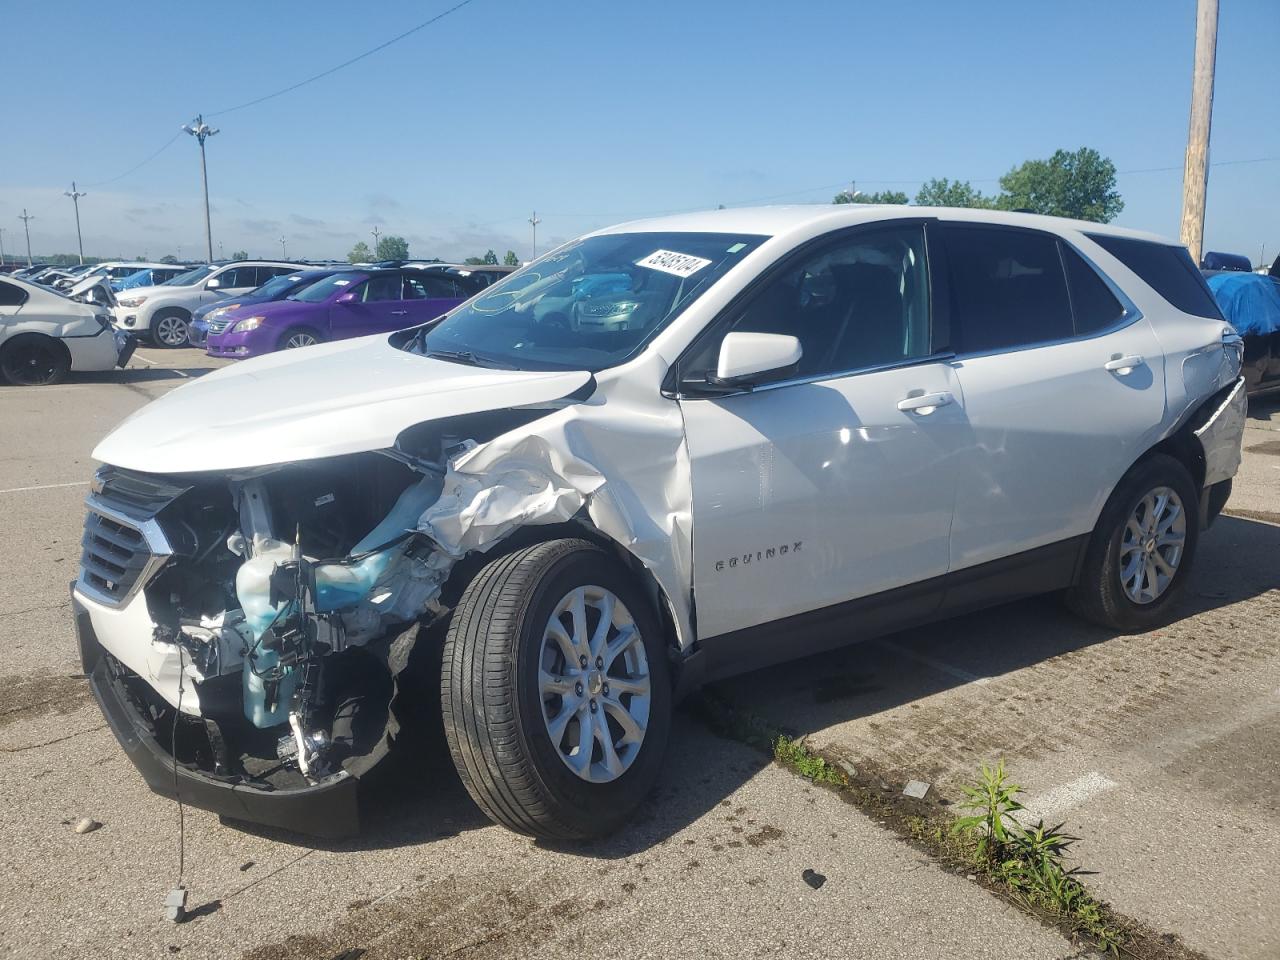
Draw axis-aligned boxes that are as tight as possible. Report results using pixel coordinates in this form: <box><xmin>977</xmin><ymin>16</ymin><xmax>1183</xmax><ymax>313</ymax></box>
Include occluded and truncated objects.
<box><xmin>679</xmin><ymin>222</ymin><xmax>964</xmax><ymax>640</ymax></box>
<box><xmin>329</xmin><ymin>273</ymin><xmax>406</xmax><ymax>340</ymax></box>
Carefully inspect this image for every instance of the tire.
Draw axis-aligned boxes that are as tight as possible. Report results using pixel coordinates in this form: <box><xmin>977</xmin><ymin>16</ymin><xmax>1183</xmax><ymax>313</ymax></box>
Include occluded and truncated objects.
<box><xmin>0</xmin><ymin>334</ymin><xmax>71</xmax><ymax>386</ymax></box>
<box><xmin>441</xmin><ymin>539</ymin><xmax>672</xmax><ymax>840</ymax></box>
<box><xmin>279</xmin><ymin>327</ymin><xmax>324</xmax><ymax>350</ymax></box>
<box><xmin>150</xmin><ymin>310</ymin><xmax>190</xmax><ymax>347</ymax></box>
<box><xmin>1067</xmin><ymin>453</ymin><xmax>1200</xmax><ymax>631</ymax></box>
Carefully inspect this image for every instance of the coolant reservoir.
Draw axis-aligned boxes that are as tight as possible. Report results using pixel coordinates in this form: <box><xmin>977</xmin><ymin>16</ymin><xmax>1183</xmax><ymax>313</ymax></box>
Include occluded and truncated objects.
<box><xmin>235</xmin><ymin>539</ymin><xmax>299</xmax><ymax>728</ymax></box>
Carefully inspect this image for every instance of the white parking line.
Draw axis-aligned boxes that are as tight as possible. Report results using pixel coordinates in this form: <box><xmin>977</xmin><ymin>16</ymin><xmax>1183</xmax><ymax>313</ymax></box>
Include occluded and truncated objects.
<box><xmin>873</xmin><ymin>637</ymin><xmax>992</xmax><ymax>686</ymax></box>
<box><xmin>0</xmin><ymin>480</ymin><xmax>89</xmax><ymax>495</ymax></box>
<box><xmin>1015</xmin><ymin>771</ymin><xmax>1117</xmax><ymax>825</ymax></box>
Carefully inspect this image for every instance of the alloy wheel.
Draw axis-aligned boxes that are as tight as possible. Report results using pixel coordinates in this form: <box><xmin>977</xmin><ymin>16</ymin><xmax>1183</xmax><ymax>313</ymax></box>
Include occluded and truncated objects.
<box><xmin>285</xmin><ymin>332</ymin><xmax>317</xmax><ymax>349</ymax></box>
<box><xmin>538</xmin><ymin>585</ymin><xmax>651</xmax><ymax>783</ymax></box>
<box><xmin>155</xmin><ymin>315</ymin><xmax>188</xmax><ymax>347</ymax></box>
<box><xmin>2</xmin><ymin>341</ymin><xmax>60</xmax><ymax>385</ymax></box>
<box><xmin>1119</xmin><ymin>486</ymin><xmax>1186</xmax><ymax>604</ymax></box>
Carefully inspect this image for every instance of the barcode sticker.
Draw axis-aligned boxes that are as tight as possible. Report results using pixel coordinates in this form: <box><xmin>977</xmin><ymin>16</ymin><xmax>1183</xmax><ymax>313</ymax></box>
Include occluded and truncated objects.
<box><xmin>635</xmin><ymin>249</ymin><xmax>713</xmax><ymax>278</ymax></box>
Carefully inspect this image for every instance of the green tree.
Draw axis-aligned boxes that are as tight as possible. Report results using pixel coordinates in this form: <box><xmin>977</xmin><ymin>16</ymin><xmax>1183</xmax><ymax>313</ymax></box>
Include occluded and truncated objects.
<box><xmin>159</xmin><ymin>254</ymin><xmax>179</xmax><ymax>264</ymax></box>
<box><xmin>482</xmin><ymin>249</ymin><xmax>499</xmax><ymax>265</ymax></box>
<box><xmin>348</xmin><ymin>240</ymin><xmax>371</xmax><ymax>263</ymax></box>
<box><xmin>376</xmin><ymin>235</ymin><xmax>409</xmax><ymax>260</ymax></box>
<box><xmin>464</xmin><ymin>256</ymin><xmax>486</xmax><ymax>265</ymax></box>
<box><xmin>996</xmin><ymin>147</ymin><xmax>1123</xmax><ymax>223</ymax></box>
<box><xmin>914</xmin><ymin>178</ymin><xmax>996</xmax><ymax>208</ymax></box>
<box><xmin>832</xmin><ymin>189</ymin><xmax>909</xmax><ymax>205</ymax></box>
<box><xmin>230</xmin><ymin>248</ymin><xmax>248</xmax><ymax>260</ymax></box>
<box><xmin>503</xmin><ymin>249</ymin><xmax>520</xmax><ymax>266</ymax></box>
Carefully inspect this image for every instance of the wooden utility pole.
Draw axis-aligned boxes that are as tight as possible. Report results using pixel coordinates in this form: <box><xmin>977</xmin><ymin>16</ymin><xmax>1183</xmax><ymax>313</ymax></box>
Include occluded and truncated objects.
<box><xmin>1179</xmin><ymin>0</ymin><xmax>1218</xmax><ymax>264</ymax></box>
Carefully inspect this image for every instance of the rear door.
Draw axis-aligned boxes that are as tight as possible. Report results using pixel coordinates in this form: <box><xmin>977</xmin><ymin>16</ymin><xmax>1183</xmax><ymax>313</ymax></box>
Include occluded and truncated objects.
<box><xmin>940</xmin><ymin>223</ymin><xmax>1166</xmax><ymax>571</ymax></box>
<box><xmin>403</xmin><ymin>273</ymin><xmax>469</xmax><ymax>326</ymax></box>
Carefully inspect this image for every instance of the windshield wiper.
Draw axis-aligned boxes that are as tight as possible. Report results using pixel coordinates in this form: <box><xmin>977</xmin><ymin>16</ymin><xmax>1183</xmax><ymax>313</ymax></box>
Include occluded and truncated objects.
<box><xmin>425</xmin><ymin>348</ymin><xmax>481</xmax><ymax>365</ymax></box>
<box><xmin>424</xmin><ymin>348</ymin><xmax>513</xmax><ymax>369</ymax></box>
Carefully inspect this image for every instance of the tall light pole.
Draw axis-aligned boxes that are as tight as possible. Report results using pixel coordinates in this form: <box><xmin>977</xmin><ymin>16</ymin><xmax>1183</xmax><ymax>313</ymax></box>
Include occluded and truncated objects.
<box><xmin>218</xmin><ymin>240</ymin><xmax>224</xmax><ymax>259</ymax></box>
<box><xmin>182</xmin><ymin>114</ymin><xmax>220</xmax><ymax>263</ymax></box>
<box><xmin>18</xmin><ymin>209</ymin><xmax>35</xmax><ymax>266</ymax></box>
<box><xmin>0</xmin><ymin>227</ymin><xmax>7</xmax><ymax>266</ymax></box>
<box><xmin>65</xmin><ymin>181</ymin><xmax>87</xmax><ymax>265</ymax></box>
<box><xmin>1179</xmin><ymin>0</ymin><xmax>1218</xmax><ymax>264</ymax></box>
<box><xmin>280</xmin><ymin>236</ymin><xmax>287</xmax><ymax>259</ymax></box>
<box><xmin>528</xmin><ymin>211</ymin><xmax>541</xmax><ymax>259</ymax></box>
<box><xmin>371</xmin><ymin>226</ymin><xmax>381</xmax><ymax>259</ymax></box>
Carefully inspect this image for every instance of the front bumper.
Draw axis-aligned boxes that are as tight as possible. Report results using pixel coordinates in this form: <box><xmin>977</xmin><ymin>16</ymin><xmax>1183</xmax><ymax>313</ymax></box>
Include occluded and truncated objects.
<box><xmin>72</xmin><ymin>588</ymin><xmax>361</xmax><ymax>839</ymax></box>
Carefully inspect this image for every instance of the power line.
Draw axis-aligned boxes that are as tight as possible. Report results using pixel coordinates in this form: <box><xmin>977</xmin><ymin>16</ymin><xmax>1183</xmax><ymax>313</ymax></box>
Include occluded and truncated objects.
<box><xmin>207</xmin><ymin>0</ymin><xmax>476</xmax><ymax>117</ymax></box>
<box><xmin>82</xmin><ymin>131</ymin><xmax>183</xmax><ymax>188</ymax></box>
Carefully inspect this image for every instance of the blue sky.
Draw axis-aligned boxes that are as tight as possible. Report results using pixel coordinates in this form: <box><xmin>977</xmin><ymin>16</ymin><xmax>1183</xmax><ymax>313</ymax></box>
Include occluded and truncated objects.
<box><xmin>2</xmin><ymin>0</ymin><xmax>1277</xmax><ymax>264</ymax></box>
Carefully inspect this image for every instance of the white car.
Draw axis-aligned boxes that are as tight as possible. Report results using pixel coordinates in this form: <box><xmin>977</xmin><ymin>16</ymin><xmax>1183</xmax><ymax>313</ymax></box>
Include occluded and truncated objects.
<box><xmin>111</xmin><ymin>260</ymin><xmax>299</xmax><ymax>346</ymax></box>
<box><xmin>0</xmin><ymin>273</ymin><xmax>132</xmax><ymax>385</ymax></box>
<box><xmin>72</xmin><ymin>206</ymin><xmax>1246</xmax><ymax>840</ymax></box>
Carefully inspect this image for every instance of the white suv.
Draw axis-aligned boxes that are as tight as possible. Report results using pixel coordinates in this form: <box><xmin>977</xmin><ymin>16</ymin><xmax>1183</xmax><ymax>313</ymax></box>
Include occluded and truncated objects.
<box><xmin>72</xmin><ymin>207</ymin><xmax>1245</xmax><ymax>841</ymax></box>
<box><xmin>111</xmin><ymin>260</ymin><xmax>298</xmax><ymax>346</ymax></box>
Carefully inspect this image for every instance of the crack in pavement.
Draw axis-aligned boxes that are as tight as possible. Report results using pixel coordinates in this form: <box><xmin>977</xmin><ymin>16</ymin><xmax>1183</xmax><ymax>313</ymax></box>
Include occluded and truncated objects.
<box><xmin>0</xmin><ymin>722</ymin><xmax>107</xmax><ymax>754</ymax></box>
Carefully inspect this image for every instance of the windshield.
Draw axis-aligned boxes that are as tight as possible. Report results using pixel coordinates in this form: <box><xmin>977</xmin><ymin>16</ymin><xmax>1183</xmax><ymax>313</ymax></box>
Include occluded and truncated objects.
<box><xmin>164</xmin><ymin>265</ymin><xmax>214</xmax><ymax>286</ymax></box>
<box><xmin>290</xmin><ymin>272</ymin><xmax>363</xmax><ymax>303</ymax></box>
<box><xmin>411</xmin><ymin>231</ymin><xmax>766</xmax><ymax>371</ymax></box>
<box><xmin>255</xmin><ymin>272</ymin><xmax>317</xmax><ymax>299</ymax></box>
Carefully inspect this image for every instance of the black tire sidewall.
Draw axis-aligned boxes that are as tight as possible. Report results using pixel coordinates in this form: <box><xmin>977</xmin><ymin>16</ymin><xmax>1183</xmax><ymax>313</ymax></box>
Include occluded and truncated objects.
<box><xmin>1096</xmin><ymin>455</ymin><xmax>1200</xmax><ymax>626</ymax></box>
<box><xmin>511</xmin><ymin>545</ymin><xmax>672</xmax><ymax>835</ymax></box>
<box><xmin>1</xmin><ymin>334</ymin><xmax>70</xmax><ymax>386</ymax></box>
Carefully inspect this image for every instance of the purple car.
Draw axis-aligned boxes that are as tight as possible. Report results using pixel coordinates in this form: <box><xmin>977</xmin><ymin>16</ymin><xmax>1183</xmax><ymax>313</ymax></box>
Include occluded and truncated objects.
<box><xmin>206</xmin><ymin>268</ymin><xmax>481</xmax><ymax>358</ymax></box>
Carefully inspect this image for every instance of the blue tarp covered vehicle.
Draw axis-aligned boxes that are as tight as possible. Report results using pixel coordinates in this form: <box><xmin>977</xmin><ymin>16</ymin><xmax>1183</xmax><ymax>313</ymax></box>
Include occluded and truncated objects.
<box><xmin>1206</xmin><ymin>271</ymin><xmax>1280</xmax><ymax>394</ymax></box>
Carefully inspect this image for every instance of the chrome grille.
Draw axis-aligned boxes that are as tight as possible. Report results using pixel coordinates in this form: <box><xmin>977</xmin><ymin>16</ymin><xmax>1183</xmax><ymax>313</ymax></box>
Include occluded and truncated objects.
<box><xmin>77</xmin><ymin>483</ymin><xmax>178</xmax><ymax>608</ymax></box>
<box><xmin>80</xmin><ymin>513</ymin><xmax>149</xmax><ymax>602</ymax></box>
<box><xmin>207</xmin><ymin>317</ymin><xmax>233</xmax><ymax>335</ymax></box>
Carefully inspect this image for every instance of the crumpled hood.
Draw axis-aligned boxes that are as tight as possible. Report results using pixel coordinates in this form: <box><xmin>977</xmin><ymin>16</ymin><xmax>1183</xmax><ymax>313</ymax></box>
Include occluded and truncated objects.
<box><xmin>93</xmin><ymin>335</ymin><xmax>592</xmax><ymax>474</ymax></box>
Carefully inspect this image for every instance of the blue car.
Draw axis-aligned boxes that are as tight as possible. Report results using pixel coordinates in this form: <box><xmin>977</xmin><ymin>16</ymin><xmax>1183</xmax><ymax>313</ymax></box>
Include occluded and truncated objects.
<box><xmin>189</xmin><ymin>269</ymin><xmax>341</xmax><ymax>345</ymax></box>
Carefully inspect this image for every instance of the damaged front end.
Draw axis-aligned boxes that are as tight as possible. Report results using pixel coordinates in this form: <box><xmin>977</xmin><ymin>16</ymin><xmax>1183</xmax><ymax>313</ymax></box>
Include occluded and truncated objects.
<box><xmin>73</xmin><ymin>449</ymin><xmax>459</xmax><ymax>838</ymax></box>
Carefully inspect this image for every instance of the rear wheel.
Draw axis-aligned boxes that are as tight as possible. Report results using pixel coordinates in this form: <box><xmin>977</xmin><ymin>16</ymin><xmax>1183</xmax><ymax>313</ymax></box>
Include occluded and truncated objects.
<box><xmin>1068</xmin><ymin>454</ymin><xmax>1200</xmax><ymax>631</ymax></box>
<box><xmin>441</xmin><ymin>539</ymin><xmax>672</xmax><ymax>840</ymax></box>
<box><xmin>0</xmin><ymin>334</ymin><xmax>70</xmax><ymax>386</ymax></box>
<box><xmin>150</xmin><ymin>310</ymin><xmax>190</xmax><ymax>347</ymax></box>
<box><xmin>279</xmin><ymin>327</ymin><xmax>323</xmax><ymax>350</ymax></box>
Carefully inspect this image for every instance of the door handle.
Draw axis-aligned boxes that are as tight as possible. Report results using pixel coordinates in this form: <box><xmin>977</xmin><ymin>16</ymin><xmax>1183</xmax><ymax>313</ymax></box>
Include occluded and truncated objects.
<box><xmin>390</xmin><ymin>310</ymin><xmax>408</xmax><ymax>316</ymax></box>
<box><xmin>896</xmin><ymin>391</ymin><xmax>954</xmax><ymax>414</ymax></box>
<box><xmin>1104</xmin><ymin>355</ymin><xmax>1145</xmax><ymax>375</ymax></box>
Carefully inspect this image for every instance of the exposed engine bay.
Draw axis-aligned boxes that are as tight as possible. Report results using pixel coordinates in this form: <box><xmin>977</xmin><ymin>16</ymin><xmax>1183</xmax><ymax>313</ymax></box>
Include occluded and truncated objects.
<box><xmin>86</xmin><ymin>449</ymin><xmax>459</xmax><ymax>793</ymax></box>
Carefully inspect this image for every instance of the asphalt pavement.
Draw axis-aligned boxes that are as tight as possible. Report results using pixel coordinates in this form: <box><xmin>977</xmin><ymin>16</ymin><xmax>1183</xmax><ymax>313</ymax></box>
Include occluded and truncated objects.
<box><xmin>0</xmin><ymin>347</ymin><xmax>1276</xmax><ymax>959</ymax></box>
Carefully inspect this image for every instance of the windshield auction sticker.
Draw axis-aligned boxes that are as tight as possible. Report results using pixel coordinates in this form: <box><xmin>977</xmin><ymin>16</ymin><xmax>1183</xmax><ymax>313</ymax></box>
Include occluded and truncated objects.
<box><xmin>636</xmin><ymin>249</ymin><xmax>713</xmax><ymax>278</ymax></box>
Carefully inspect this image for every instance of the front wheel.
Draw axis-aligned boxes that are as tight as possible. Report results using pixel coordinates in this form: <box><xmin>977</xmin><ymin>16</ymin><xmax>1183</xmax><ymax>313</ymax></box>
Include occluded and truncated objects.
<box><xmin>150</xmin><ymin>311</ymin><xmax>190</xmax><ymax>347</ymax></box>
<box><xmin>279</xmin><ymin>326</ymin><xmax>324</xmax><ymax>350</ymax></box>
<box><xmin>441</xmin><ymin>539</ymin><xmax>672</xmax><ymax>840</ymax></box>
<box><xmin>1067</xmin><ymin>453</ymin><xmax>1200</xmax><ymax>631</ymax></box>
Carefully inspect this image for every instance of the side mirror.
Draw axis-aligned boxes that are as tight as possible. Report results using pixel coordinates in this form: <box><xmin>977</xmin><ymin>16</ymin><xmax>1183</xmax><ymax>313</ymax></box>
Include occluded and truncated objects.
<box><xmin>206</xmin><ymin>278</ymin><xmax>220</xmax><ymax>289</ymax></box>
<box><xmin>335</xmin><ymin>291</ymin><xmax>358</xmax><ymax>304</ymax></box>
<box><xmin>714</xmin><ymin>331</ymin><xmax>802</xmax><ymax>385</ymax></box>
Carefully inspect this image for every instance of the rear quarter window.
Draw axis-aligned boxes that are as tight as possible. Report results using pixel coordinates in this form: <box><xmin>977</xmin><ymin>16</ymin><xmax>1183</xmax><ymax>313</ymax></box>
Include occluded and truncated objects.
<box><xmin>1087</xmin><ymin>234</ymin><xmax>1223</xmax><ymax>320</ymax></box>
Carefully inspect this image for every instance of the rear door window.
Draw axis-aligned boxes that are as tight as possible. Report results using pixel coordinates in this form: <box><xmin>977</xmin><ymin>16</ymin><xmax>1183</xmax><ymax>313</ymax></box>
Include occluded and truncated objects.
<box><xmin>1061</xmin><ymin>244</ymin><xmax>1126</xmax><ymax>335</ymax></box>
<box><xmin>1086</xmin><ymin>234</ymin><xmax>1223</xmax><ymax>320</ymax></box>
<box><xmin>941</xmin><ymin>225</ymin><xmax>1073</xmax><ymax>353</ymax></box>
